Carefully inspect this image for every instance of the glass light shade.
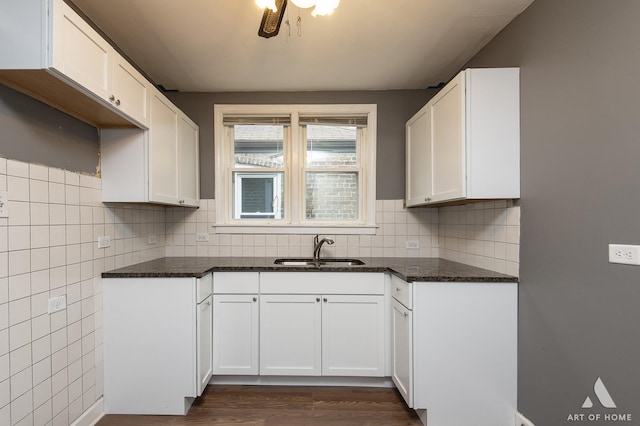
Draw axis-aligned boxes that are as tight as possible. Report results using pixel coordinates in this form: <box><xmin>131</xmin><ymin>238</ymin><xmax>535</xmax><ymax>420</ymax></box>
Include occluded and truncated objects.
<box><xmin>290</xmin><ymin>0</ymin><xmax>317</xmax><ymax>8</ymax></box>
<box><xmin>255</xmin><ymin>0</ymin><xmax>277</xmax><ymax>12</ymax></box>
<box><xmin>311</xmin><ymin>0</ymin><xmax>340</xmax><ymax>16</ymax></box>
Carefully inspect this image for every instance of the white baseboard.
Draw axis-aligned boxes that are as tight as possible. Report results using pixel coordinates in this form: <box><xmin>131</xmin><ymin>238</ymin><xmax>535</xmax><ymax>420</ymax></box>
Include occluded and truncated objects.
<box><xmin>209</xmin><ymin>375</ymin><xmax>394</xmax><ymax>388</ymax></box>
<box><xmin>70</xmin><ymin>397</ymin><xmax>105</xmax><ymax>426</ymax></box>
<box><xmin>516</xmin><ymin>411</ymin><xmax>535</xmax><ymax>426</ymax></box>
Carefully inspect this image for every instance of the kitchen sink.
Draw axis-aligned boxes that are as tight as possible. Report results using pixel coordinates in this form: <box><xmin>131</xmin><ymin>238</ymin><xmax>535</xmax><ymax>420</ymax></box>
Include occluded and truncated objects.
<box><xmin>274</xmin><ymin>258</ymin><xmax>365</xmax><ymax>267</ymax></box>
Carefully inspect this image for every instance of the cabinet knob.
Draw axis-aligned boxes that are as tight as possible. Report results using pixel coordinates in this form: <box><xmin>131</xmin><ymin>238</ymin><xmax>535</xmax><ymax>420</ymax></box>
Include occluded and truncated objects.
<box><xmin>323</xmin><ymin>298</ymin><xmax>328</xmax><ymax>303</ymax></box>
<box><xmin>316</xmin><ymin>297</ymin><xmax>320</xmax><ymax>302</ymax></box>
<box><xmin>396</xmin><ymin>287</ymin><xmax>400</xmax><ymax>292</ymax></box>
<box><xmin>403</xmin><ymin>312</ymin><xmax>408</xmax><ymax>318</ymax></box>
<box><xmin>252</xmin><ymin>297</ymin><xmax>257</xmax><ymax>302</ymax></box>
<box><xmin>109</xmin><ymin>95</ymin><xmax>115</xmax><ymax>102</ymax></box>
<box><xmin>115</xmin><ymin>99</ymin><xmax>121</xmax><ymax>106</ymax></box>
<box><xmin>179</xmin><ymin>200</ymin><xmax>185</xmax><ymax>205</ymax></box>
<box><xmin>425</xmin><ymin>197</ymin><xmax>432</xmax><ymax>202</ymax></box>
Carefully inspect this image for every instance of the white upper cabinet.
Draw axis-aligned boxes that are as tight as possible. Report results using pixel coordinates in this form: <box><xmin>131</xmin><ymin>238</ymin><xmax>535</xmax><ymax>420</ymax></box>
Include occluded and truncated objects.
<box><xmin>0</xmin><ymin>0</ymin><xmax>149</xmax><ymax>128</ymax></box>
<box><xmin>178</xmin><ymin>112</ymin><xmax>200</xmax><ymax>207</ymax></box>
<box><xmin>406</xmin><ymin>68</ymin><xmax>520</xmax><ymax>207</ymax></box>
<box><xmin>100</xmin><ymin>92</ymin><xmax>200</xmax><ymax>207</ymax></box>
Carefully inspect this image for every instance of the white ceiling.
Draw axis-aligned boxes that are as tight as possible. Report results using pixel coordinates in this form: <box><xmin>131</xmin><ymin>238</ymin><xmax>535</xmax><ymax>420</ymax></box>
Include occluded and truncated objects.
<box><xmin>70</xmin><ymin>0</ymin><xmax>533</xmax><ymax>92</ymax></box>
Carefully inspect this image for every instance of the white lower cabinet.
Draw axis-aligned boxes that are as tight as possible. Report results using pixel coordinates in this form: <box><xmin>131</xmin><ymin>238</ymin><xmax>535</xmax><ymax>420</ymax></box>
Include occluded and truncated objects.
<box><xmin>103</xmin><ymin>273</ymin><xmax>212</xmax><ymax>415</ymax></box>
<box><xmin>321</xmin><ymin>294</ymin><xmax>385</xmax><ymax>377</ymax></box>
<box><xmin>211</xmin><ymin>272</ymin><xmax>386</xmax><ymax>378</ymax></box>
<box><xmin>260</xmin><ymin>294</ymin><xmax>323</xmax><ymax>376</ymax></box>
<box><xmin>259</xmin><ymin>272</ymin><xmax>385</xmax><ymax>377</ymax></box>
<box><xmin>212</xmin><ymin>272</ymin><xmax>260</xmax><ymax>375</ymax></box>
<box><xmin>197</xmin><ymin>294</ymin><xmax>213</xmax><ymax>394</ymax></box>
<box><xmin>391</xmin><ymin>298</ymin><xmax>412</xmax><ymax>406</ymax></box>
<box><xmin>390</xmin><ymin>275</ymin><xmax>517</xmax><ymax>426</ymax></box>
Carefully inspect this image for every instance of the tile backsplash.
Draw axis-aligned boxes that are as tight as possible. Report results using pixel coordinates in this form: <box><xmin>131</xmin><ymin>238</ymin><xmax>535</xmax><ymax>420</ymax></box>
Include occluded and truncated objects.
<box><xmin>0</xmin><ymin>155</ymin><xmax>519</xmax><ymax>425</ymax></box>
<box><xmin>165</xmin><ymin>198</ymin><xmax>520</xmax><ymax>276</ymax></box>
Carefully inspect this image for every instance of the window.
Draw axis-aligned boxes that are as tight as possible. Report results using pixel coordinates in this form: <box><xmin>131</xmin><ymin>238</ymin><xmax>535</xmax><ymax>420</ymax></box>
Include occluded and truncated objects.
<box><xmin>214</xmin><ymin>105</ymin><xmax>377</xmax><ymax>233</ymax></box>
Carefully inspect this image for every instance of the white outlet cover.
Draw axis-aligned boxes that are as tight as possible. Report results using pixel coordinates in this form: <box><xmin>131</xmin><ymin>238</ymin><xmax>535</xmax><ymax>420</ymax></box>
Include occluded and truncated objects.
<box><xmin>406</xmin><ymin>240</ymin><xmax>420</xmax><ymax>249</ymax></box>
<box><xmin>148</xmin><ymin>235</ymin><xmax>157</xmax><ymax>244</ymax></box>
<box><xmin>0</xmin><ymin>190</ymin><xmax>8</xmax><ymax>218</ymax></box>
<box><xmin>608</xmin><ymin>244</ymin><xmax>640</xmax><ymax>266</ymax></box>
<box><xmin>48</xmin><ymin>295</ymin><xmax>67</xmax><ymax>314</ymax></box>
<box><xmin>196</xmin><ymin>233</ymin><xmax>209</xmax><ymax>242</ymax></box>
<box><xmin>98</xmin><ymin>236</ymin><xmax>111</xmax><ymax>249</ymax></box>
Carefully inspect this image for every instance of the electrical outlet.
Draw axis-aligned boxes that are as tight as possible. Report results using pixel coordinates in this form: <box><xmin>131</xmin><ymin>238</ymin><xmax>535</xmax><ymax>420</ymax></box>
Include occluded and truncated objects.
<box><xmin>608</xmin><ymin>244</ymin><xmax>640</xmax><ymax>265</ymax></box>
<box><xmin>48</xmin><ymin>295</ymin><xmax>67</xmax><ymax>314</ymax></box>
<box><xmin>406</xmin><ymin>240</ymin><xmax>420</xmax><ymax>249</ymax></box>
<box><xmin>97</xmin><ymin>236</ymin><xmax>111</xmax><ymax>249</ymax></box>
<box><xmin>148</xmin><ymin>234</ymin><xmax>157</xmax><ymax>245</ymax></box>
<box><xmin>196</xmin><ymin>233</ymin><xmax>209</xmax><ymax>242</ymax></box>
<box><xmin>516</xmin><ymin>412</ymin><xmax>535</xmax><ymax>426</ymax></box>
<box><xmin>0</xmin><ymin>190</ymin><xmax>8</xmax><ymax>218</ymax></box>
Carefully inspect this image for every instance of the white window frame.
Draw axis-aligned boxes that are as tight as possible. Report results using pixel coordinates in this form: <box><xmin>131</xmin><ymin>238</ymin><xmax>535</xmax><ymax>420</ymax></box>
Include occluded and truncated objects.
<box><xmin>214</xmin><ymin>104</ymin><xmax>377</xmax><ymax>234</ymax></box>
<box><xmin>233</xmin><ymin>173</ymin><xmax>283</xmax><ymax>219</ymax></box>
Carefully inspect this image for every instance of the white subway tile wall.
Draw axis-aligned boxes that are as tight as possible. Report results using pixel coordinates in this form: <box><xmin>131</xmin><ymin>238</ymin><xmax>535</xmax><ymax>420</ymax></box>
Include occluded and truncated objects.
<box><xmin>164</xmin><ymin>199</ymin><xmax>520</xmax><ymax>277</ymax></box>
<box><xmin>0</xmin><ymin>157</ymin><xmax>166</xmax><ymax>426</ymax></box>
<box><xmin>438</xmin><ymin>200</ymin><xmax>521</xmax><ymax>276</ymax></box>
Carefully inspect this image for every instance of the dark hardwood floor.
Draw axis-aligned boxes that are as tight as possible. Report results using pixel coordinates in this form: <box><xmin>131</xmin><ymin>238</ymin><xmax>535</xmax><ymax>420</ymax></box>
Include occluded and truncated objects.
<box><xmin>97</xmin><ymin>385</ymin><xmax>423</xmax><ymax>425</ymax></box>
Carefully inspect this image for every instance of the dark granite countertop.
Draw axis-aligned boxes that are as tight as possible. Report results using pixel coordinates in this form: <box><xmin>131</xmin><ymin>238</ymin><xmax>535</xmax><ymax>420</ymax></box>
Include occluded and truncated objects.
<box><xmin>102</xmin><ymin>257</ymin><xmax>517</xmax><ymax>283</ymax></box>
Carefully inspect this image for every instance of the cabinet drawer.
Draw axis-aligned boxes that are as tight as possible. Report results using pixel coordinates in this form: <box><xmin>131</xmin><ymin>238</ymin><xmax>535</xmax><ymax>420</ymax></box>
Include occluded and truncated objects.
<box><xmin>213</xmin><ymin>272</ymin><xmax>259</xmax><ymax>294</ymax></box>
<box><xmin>391</xmin><ymin>275</ymin><xmax>412</xmax><ymax>309</ymax></box>
<box><xmin>197</xmin><ymin>273</ymin><xmax>213</xmax><ymax>303</ymax></box>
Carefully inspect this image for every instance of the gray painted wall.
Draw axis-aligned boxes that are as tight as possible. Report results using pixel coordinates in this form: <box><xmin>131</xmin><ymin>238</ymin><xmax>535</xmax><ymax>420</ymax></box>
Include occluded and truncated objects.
<box><xmin>466</xmin><ymin>0</ymin><xmax>640</xmax><ymax>423</ymax></box>
<box><xmin>166</xmin><ymin>90</ymin><xmax>436</xmax><ymax>199</ymax></box>
<box><xmin>0</xmin><ymin>84</ymin><xmax>99</xmax><ymax>174</ymax></box>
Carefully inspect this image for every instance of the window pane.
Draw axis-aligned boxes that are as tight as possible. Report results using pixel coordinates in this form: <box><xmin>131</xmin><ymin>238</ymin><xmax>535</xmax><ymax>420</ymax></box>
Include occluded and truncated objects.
<box><xmin>306</xmin><ymin>125</ymin><xmax>357</xmax><ymax>168</ymax></box>
<box><xmin>234</xmin><ymin>125</ymin><xmax>284</xmax><ymax>168</ymax></box>
<box><xmin>234</xmin><ymin>172</ymin><xmax>284</xmax><ymax>219</ymax></box>
<box><xmin>305</xmin><ymin>172</ymin><xmax>358</xmax><ymax>220</ymax></box>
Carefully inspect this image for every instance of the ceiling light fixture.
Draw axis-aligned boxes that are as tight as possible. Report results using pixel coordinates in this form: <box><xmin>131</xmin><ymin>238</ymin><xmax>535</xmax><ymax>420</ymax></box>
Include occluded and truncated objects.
<box><xmin>256</xmin><ymin>0</ymin><xmax>340</xmax><ymax>17</ymax></box>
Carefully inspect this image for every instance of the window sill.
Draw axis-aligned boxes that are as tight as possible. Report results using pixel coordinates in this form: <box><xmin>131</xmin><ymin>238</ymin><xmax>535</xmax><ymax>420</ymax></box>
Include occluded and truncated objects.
<box><xmin>212</xmin><ymin>224</ymin><xmax>378</xmax><ymax>235</ymax></box>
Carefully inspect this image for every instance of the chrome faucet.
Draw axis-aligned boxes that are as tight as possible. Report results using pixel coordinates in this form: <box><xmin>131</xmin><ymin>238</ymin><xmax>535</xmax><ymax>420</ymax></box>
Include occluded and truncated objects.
<box><xmin>313</xmin><ymin>235</ymin><xmax>334</xmax><ymax>260</ymax></box>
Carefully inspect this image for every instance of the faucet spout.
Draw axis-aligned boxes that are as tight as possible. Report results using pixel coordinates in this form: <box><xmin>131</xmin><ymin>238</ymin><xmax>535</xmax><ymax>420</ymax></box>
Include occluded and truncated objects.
<box><xmin>313</xmin><ymin>235</ymin><xmax>334</xmax><ymax>260</ymax></box>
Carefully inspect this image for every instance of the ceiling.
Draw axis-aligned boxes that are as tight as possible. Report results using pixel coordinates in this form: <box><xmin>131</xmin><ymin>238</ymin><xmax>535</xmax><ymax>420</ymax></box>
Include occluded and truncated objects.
<box><xmin>70</xmin><ymin>0</ymin><xmax>534</xmax><ymax>92</ymax></box>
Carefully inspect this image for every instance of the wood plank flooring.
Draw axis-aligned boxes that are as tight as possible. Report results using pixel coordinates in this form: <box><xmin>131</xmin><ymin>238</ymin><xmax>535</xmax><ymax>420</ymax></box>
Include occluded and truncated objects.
<box><xmin>97</xmin><ymin>385</ymin><xmax>423</xmax><ymax>425</ymax></box>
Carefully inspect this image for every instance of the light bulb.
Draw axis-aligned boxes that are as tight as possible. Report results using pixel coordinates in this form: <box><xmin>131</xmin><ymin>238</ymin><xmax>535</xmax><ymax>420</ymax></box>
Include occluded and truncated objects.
<box><xmin>311</xmin><ymin>0</ymin><xmax>339</xmax><ymax>16</ymax></box>
<box><xmin>290</xmin><ymin>0</ymin><xmax>317</xmax><ymax>9</ymax></box>
<box><xmin>255</xmin><ymin>0</ymin><xmax>277</xmax><ymax>12</ymax></box>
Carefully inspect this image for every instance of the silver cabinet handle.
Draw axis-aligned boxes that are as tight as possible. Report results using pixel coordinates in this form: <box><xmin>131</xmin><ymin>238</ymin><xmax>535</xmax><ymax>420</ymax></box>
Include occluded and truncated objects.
<box><xmin>109</xmin><ymin>95</ymin><xmax>115</xmax><ymax>102</ymax></box>
<box><xmin>206</xmin><ymin>300</ymin><xmax>211</xmax><ymax>306</ymax></box>
<box><xmin>179</xmin><ymin>200</ymin><xmax>185</xmax><ymax>205</ymax></box>
<box><xmin>403</xmin><ymin>312</ymin><xmax>408</xmax><ymax>318</ymax></box>
<box><xmin>316</xmin><ymin>297</ymin><xmax>320</xmax><ymax>302</ymax></box>
<box><xmin>115</xmin><ymin>99</ymin><xmax>121</xmax><ymax>106</ymax></box>
<box><xmin>253</xmin><ymin>297</ymin><xmax>257</xmax><ymax>302</ymax></box>
<box><xmin>396</xmin><ymin>287</ymin><xmax>400</xmax><ymax>292</ymax></box>
<box><xmin>323</xmin><ymin>298</ymin><xmax>328</xmax><ymax>303</ymax></box>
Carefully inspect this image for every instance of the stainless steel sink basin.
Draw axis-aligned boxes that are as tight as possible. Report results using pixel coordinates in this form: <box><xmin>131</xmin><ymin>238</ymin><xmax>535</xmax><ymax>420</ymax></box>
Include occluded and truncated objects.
<box><xmin>274</xmin><ymin>258</ymin><xmax>365</xmax><ymax>267</ymax></box>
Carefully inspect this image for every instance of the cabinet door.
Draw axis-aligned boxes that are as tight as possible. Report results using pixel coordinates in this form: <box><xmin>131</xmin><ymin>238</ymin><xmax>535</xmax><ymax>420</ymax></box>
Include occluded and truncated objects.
<box><xmin>212</xmin><ymin>294</ymin><xmax>259</xmax><ymax>375</ymax></box>
<box><xmin>405</xmin><ymin>105</ymin><xmax>433</xmax><ymax>207</ymax></box>
<box><xmin>149</xmin><ymin>90</ymin><xmax>179</xmax><ymax>204</ymax></box>
<box><xmin>111</xmin><ymin>55</ymin><xmax>149</xmax><ymax>127</ymax></box>
<box><xmin>51</xmin><ymin>0</ymin><xmax>111</xmax><ymax>101</ymax></box>
<box><xmin>392</xmin><ymin>299</ymin><xmax>413</xmax><ymax>407</ymax></box>
<box><xmin>178</xmin><ymin>114</ymin><xmax>200</xmax><ymax>207</ymax></box>
<box><xmin>430</xmin><ymin>71</ymin><xmax>466</xmax><ymax>202</ymax></box>
<box><xmin>321</xmin><ymin>295</ymin><xmax>385</xmax><ymax>377</ymax></box>
<box><xmin>197</xmin><ymin>295</ymin><xmax>213</xmax><ymax>396</ymax></box>
<box><xmin>260</xmin><ymin>294</ymin><xmax>322</xmax><ymax>376</ymax></box>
